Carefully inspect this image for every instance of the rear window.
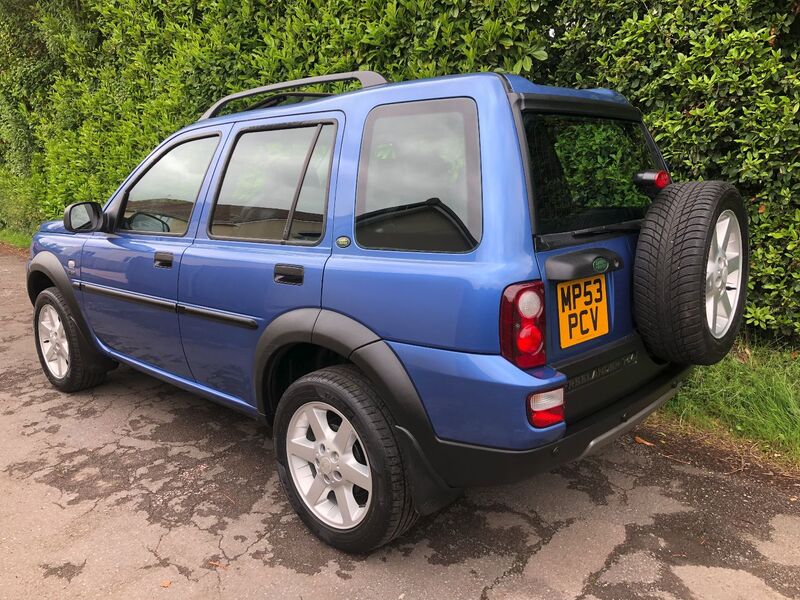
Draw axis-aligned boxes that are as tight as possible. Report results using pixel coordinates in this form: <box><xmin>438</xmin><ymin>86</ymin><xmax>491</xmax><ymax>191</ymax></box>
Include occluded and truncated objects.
<box><xmin>523</xmin><ymin>113</ymin><xmax>659</xmax><ymax>235</ymax></box>
<box><xmin>210</xmin><ymin>124</ymin><xmax>335</xmax><ymax>243</ymax></box>
<box><xmin>355</xmin><ymin>98</ymin><xmax>482</xmax><ymax>252</ymax></box>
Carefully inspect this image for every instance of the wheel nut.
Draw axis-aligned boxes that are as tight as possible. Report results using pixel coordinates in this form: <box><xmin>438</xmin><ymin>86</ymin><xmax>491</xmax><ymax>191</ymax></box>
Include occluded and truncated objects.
<box><xmin>319</xmin><ymin>443</ymin><xmax>326</xmax><ymax>453</ymax></box>
<box><xmin>331</xmin><ymin>452</ymin><xmax>339</xmax><ymax>463</ymax></box>
<box><xmin>333</xmin><ymin>471</ymin><xmax>342</xmax><ymax>482</ymax></box>
<box><xmin>323</xmin><ymin>474</ymin><xmax>331</xmax><ymax>484</ymax></box>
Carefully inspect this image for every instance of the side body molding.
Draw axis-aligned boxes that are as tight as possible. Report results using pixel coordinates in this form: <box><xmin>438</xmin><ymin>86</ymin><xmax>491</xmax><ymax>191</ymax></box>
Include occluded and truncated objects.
<box><xmin>254</xmin><ymin>308</ymin><xmax>459</xmax><ymax>513</ymax></box>
<box><xmin>27</xmin><ymin>251</ymin><xmax>114</xmax><ymax>371</ymax></box>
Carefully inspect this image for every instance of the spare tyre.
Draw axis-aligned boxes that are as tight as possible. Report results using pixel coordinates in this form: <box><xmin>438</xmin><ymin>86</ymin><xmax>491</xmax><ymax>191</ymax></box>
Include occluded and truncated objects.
<box><xmin>633</xmin><ymin>181</ymin><xmax>749</xmax><ymax>365</ymax></box>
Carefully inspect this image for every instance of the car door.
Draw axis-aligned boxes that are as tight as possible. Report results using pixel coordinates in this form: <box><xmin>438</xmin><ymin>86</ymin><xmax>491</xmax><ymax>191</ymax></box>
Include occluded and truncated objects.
<box><xmin>177</xmin><ymin>112</ymin><xmax>342</xmax><ymax>406</ymax></box>
<box><xmin>80</xmin><ymin>127</ymin><xmax>229</xmax><ymax>378</ymax></box>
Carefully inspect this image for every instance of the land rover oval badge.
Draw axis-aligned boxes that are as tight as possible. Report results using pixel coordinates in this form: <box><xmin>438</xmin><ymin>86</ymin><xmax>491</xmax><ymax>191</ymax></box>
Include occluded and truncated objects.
<box><xmin>336</xmin><ymin>236</ymin><xmax>351</xmax><ymax>248</ymax></box>
<box><xmin>592</xmin><ymin>256</ymin><xmax>610</xmax><ymax>273</ymax></box>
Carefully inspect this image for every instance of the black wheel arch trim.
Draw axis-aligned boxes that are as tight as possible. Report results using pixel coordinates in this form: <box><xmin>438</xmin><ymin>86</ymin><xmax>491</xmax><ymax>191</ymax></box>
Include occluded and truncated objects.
<box><xmin>27</xmin><ymin>251</ymin><xmax>114</xmax><ymax>371</ymax></box>
<box><xmin>255</xmin><ymin>308</ymin><xmax>459</xmax><ymax>514</ymax></box>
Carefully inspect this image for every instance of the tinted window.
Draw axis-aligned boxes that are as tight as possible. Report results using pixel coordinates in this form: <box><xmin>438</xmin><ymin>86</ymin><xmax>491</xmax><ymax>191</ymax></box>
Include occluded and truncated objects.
<box><xmin>211</xmin><ymin>124</ymin><xmax>335</xmax><ymax>243</ymax></box>
<box><xmin>119</xmin><ymin>136</ymin><xmax>218</xmax><ymax>235</ymax></box>
<box><xmin>523</xmin><ymin>113</ymin><xmax>658</xmax><ymax>235</ymax></box>
<box><xmin>356</xmin><ymin>99</ymin><xmax>481</xmax><ymax>252</ymax></box>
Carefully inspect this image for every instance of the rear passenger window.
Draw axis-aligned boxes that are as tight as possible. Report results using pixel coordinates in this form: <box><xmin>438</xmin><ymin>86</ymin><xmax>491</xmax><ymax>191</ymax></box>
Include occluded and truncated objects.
<box><xmin>211</xmin><ymin>124</ymin><xmax>335</xmax><ymax>243</ymax></box>
<box><xmin>356</xmin><ymin>98</ymin><xmax>481</xmax><ymax>252</ymax></box>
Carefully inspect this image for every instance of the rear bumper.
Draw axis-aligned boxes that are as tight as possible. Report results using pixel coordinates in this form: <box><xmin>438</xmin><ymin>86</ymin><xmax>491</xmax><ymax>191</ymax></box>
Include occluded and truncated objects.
<box><xmin>400</xmin><ymin>363</ymin><xmax>690</xmax><ymax>489</ymax></box>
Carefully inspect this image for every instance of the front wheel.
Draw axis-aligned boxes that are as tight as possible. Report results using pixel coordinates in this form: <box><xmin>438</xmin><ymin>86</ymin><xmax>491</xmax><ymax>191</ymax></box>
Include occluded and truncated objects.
<box><xmin>33</xmin><ymin>287</ymin><xmax>108</xmax><ymax>392</ymax></box>
<box><xmin>274</xmin><ymin>365</ymin><xmax>417</xmax><ymax>552</ymax></box>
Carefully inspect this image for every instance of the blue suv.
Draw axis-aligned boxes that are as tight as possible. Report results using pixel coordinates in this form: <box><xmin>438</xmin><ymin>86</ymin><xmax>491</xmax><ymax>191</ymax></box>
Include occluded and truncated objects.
<box><xmin>27</xmin><ymin>71</ymin><xmax>749</xmax><ymax>552</ymax></box>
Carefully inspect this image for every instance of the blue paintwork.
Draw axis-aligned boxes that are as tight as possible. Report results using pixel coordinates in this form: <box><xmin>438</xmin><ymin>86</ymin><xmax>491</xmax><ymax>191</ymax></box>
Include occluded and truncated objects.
<box><xmin>80</xmin><ymin>235</ymin><xmax>195</xmax><ymax>378</ymax></box>
<box><xmin>178</xmin><ymin>110</ymin><xmax>344</xmax><ymax>403</ymax></box>
<box><xmin>535</xmin><ymin>234</ymin><xmax>639</xmax><ymax>364</ymax></box>
<box><xmin>389</xmin><ymin>341</ymin><xmax>566</xmax><ymax>449</ymax></box>
<box><xmin>94</xmin><ymin>333</ymin><xmax>261</xmax><ymax>418</ymax></box>
<box><xmin>321</xmin><ymin>75</ymin><xmax>535</xmax><ymax>354</ymax></box>
<box><xmin>78</xmin><ymin>126</ymin><xmax>232</xmax><ymax>378</ymax></box>
<box><xmin>29</xmin><ymin>72</ymin><xmax>647</xmax><ymax>452</ymax></box>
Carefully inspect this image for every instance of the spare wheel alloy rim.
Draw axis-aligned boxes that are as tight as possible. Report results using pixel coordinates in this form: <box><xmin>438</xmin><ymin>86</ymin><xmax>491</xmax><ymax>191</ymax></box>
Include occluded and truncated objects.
<box><xmin>286</xmin><ymin>401</ymin><xmax>372</xmax><ymax>529</ymax></box>
<box><xmin>38</xmin><ymin>304</ymin><xmax>70</xmax><ymax>378</ymax></box>
<box><xmin>705</xmin><ymin>209</ymin><xmax>743</xmax><ymax>339</ymax></box>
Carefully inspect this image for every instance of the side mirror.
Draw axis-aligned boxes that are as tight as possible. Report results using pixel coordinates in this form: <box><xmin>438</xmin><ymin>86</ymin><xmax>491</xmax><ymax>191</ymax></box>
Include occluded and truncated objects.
<box><xmin>64</xmin><ymin>202</ymin><xmax>104</xmax><ymax>233</ymax></box>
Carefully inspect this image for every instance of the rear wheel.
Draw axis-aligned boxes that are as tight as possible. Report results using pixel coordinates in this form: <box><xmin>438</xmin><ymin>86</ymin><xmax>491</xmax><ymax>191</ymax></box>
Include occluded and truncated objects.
<box><xmin>633</xmin><ymin>181</ymin><xmax>749</xmax><ymax>365</ymax></box>
<box><xmin>274</xmin><ymin>365</ymin><xmax>417</xmax><ymax>552</ymax></box>
<box><xmin>34</xmin><ymin>287</ymin><xmax>108</xmax><ymax>392</ymax></box>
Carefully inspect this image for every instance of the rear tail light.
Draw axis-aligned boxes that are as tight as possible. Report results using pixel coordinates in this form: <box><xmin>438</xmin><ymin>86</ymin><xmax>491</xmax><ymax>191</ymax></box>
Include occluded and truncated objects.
<box><xmin>501</xmin><ymin>281</ymin><xmax>546</xmax><ymax>369</ymax></box>
<box><xmin>528</xmin><ymin>388</ymin><xmax>565</xmax><ymax>428</ymax></box>
<box><xmin>633</xmin><ymin>169</ymin><xmax>671</xmax><ymax>190</ymax></box>
<box><xmin>654</xmin><ymin>169</ymin><xmax>671</xmax><ymax>189</ymax></box>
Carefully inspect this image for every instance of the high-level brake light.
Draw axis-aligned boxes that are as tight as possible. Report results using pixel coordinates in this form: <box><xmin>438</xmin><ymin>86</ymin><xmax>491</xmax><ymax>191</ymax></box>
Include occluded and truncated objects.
<box><xmin>654</xmin><ymin>170</ymin><xmax>671</xmax><ymax>189</ymax></box>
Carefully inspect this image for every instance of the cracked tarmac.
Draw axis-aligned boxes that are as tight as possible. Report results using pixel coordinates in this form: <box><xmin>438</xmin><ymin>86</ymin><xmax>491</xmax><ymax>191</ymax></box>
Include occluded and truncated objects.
<box><xmin>1</xmin><ymin>250</ymin><xmax>799</xmax><ymax>599</ymax></box>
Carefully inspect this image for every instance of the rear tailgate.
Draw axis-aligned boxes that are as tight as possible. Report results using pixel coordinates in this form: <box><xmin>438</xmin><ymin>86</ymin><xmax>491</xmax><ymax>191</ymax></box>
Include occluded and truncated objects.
<box><xmin>520</xmin><ymin>109</ymin><xmax>671</xmax><ymax>422</ymax></box>
<box><xmin>535</xmin><ymin>236</ymin><xmax>668</xmax><ymax>422</ymax></box>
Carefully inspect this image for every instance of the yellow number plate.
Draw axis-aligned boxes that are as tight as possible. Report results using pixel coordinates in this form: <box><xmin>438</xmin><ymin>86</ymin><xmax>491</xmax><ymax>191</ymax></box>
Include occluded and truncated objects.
<box><xmin>556</xmin><ymin>275</ymin><xmax>610</xmax><ymax>349</ymax></box>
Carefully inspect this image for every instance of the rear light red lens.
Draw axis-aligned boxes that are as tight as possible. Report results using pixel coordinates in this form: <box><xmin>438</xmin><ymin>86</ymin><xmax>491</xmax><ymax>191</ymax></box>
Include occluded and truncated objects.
<box><xmin>528</xmin><ymin>388</ymin><xmax>565</xmax><ymax>428</ymax></box>
<box><xmin>654</xmin><ymin>170</ymin><xmax>671</xmax><ymax>189</ymax></box>
<box><xmin>530</xmin><ymin>405</ymin><xmax>565</xmax><ymax>428</ymax></box>
<box><xmin>501</xmin><ymin>281</ymin><xmax>546</xmax><ymax>369</ymax></box>
<box><xmin>516</xmin><ymin>323</ymin><xmax>542</xmax><ymax>354</ymax></box>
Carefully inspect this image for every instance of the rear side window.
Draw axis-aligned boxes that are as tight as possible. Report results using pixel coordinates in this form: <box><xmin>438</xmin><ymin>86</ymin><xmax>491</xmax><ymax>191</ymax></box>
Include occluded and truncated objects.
<box><xmin>119</xmin><ymin>136</ymin><xmax>219</xmax><ymax>235</ymax></box>
<box><xmin>211</xmin><ymin>124</ymin><xmax>335</xmax><ymax>243</ymax></box>
<box><xmin>523</xmin><ymin>113</ymin><xmax>658</xmax><ymax>235</ymax></box>
<box><xmin>356</xmin><ymin>98</ymin><xmax>481</xmax><ymax>252</ymax></box>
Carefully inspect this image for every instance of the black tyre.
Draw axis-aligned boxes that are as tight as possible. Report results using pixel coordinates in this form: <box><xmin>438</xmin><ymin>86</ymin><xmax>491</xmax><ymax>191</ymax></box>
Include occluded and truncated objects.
<box><xmin>633</xmin><ymin>181</ymin><xmax>749</xmax><ymax>365</ymax></box>
<box><xmin>274</xmin><ymin>365</ymin><xmax>417</xmax><ymax>552</ymax></box>
<box><xmin>33</xmin><ymin>287</ymin><xmax>108</xmax><ymax>392</ymax></box>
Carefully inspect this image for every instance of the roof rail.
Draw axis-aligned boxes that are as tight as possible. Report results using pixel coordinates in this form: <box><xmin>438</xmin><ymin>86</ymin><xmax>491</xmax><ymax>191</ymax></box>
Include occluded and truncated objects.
<box><xmin>199</xmin><ymin>70</ymin><xmax>388</xmax><ymax>120</ymax></box>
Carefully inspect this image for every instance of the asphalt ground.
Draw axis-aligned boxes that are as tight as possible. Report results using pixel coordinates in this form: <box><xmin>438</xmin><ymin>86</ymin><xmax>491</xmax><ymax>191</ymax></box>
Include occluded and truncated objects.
<box><xmin>1</xmin><ymin>249</ymin><xmax>799</xmax><ymax>599</ymax></box>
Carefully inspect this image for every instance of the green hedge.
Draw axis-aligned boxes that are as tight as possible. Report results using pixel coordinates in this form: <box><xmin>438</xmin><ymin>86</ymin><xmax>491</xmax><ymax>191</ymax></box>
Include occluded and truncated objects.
<box><xmin>0</xmin><ymin>0</ymin><xmax>797</xmax><ymax>335</ymax></box>
<box><xmin>551</xmin><ymin>0</ymin><xmax>800</xmax><ymax>336</ymax></box>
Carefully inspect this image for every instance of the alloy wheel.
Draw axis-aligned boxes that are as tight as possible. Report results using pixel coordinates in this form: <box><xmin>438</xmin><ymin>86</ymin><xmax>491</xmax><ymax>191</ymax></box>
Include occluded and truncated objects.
<box><xmin>286</xmin><ymin>401</ymin><xmax>372</xmax><ymax>529</ymax></box>
<box><xmin>38</xmin><ymin>304</ymin><xmax>70</xmax><ymax>378</ymax></box>
<box><xmin>705</xmin><ymin>209</ymin><xmax>743</xmax><ymax>339</ymax></box>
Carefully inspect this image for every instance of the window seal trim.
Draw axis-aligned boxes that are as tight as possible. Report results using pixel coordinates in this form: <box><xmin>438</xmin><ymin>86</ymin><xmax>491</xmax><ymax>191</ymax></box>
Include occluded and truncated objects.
<box><xmin>112</xmin><ymin>132</ymin><xmax>222</xmax><ymax>238</ymax></box>
<box><xmin>206</xmin><ymin>119</ymin><xmax>338</xmax><ymax>247</ymax></box>
<box><xmin>282</xmin><ymin>123</ymin><xmax>324</xmax><ymax>241</ymax></box>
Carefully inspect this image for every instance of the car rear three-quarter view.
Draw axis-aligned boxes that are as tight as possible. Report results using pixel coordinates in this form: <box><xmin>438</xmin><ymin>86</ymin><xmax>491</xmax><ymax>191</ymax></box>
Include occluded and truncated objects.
<box><xmin>26</xmin><ymin>71</ymin><xmax>749</xmax><ymax>553</ymax></box>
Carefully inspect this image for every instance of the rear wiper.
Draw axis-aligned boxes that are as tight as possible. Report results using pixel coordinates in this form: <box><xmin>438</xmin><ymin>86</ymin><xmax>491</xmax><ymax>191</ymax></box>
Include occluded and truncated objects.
<box><xmin>356</xmin><ymin>197</ymin><xmax>441</xmax><ymax>221</ymax></box>
<box><xmin>571</xmin><ymin>221</ymin><xmax>642</xmax><ymax>238</ymax></box>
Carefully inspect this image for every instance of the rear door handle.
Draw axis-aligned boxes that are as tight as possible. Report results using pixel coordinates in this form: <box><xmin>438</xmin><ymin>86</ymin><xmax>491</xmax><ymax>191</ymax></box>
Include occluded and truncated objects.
<box><xmin>274</xmin><ymin>264</ymin><xmax>304</xmax><ymax>285</ymax></box>
<box><xmin>154</xmin><ymin>251</ymin><xmax>174</xmax><ymax>268</ymax></box>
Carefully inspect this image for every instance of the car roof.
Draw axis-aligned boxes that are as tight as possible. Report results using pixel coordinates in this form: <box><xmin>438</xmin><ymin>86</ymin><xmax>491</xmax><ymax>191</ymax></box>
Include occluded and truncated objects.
<box><xmin>179</xmin><ymin>72</ymin><xmax>634</xmax><ymax>134</ymax></box>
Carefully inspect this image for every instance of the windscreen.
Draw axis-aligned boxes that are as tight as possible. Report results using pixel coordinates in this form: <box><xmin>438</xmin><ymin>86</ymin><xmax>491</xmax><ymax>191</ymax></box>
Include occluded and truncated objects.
<box><xmin>522</xmin><ymin>112</ymin><xmax>659</xmax><ymax>235</ymax></box>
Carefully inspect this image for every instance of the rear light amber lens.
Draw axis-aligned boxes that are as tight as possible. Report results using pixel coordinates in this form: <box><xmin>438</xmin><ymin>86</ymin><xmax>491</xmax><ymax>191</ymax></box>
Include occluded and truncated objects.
<box><xmin>528</xmin><ymin>388</ymin><xmax>565</xmax><ymax>428</ymax></box>
<box><xmin>501</xmin><ymin>281</ymin><xmax>546</xmax><ymax>368</ymax></box>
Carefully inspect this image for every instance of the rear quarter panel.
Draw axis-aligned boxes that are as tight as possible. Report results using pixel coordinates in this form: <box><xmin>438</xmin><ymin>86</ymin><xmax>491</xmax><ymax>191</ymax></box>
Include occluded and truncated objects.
<box><xmin>322</xmin><ymin>74</ymin><xmax>538</xmax><ymax>353</ymax></box>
